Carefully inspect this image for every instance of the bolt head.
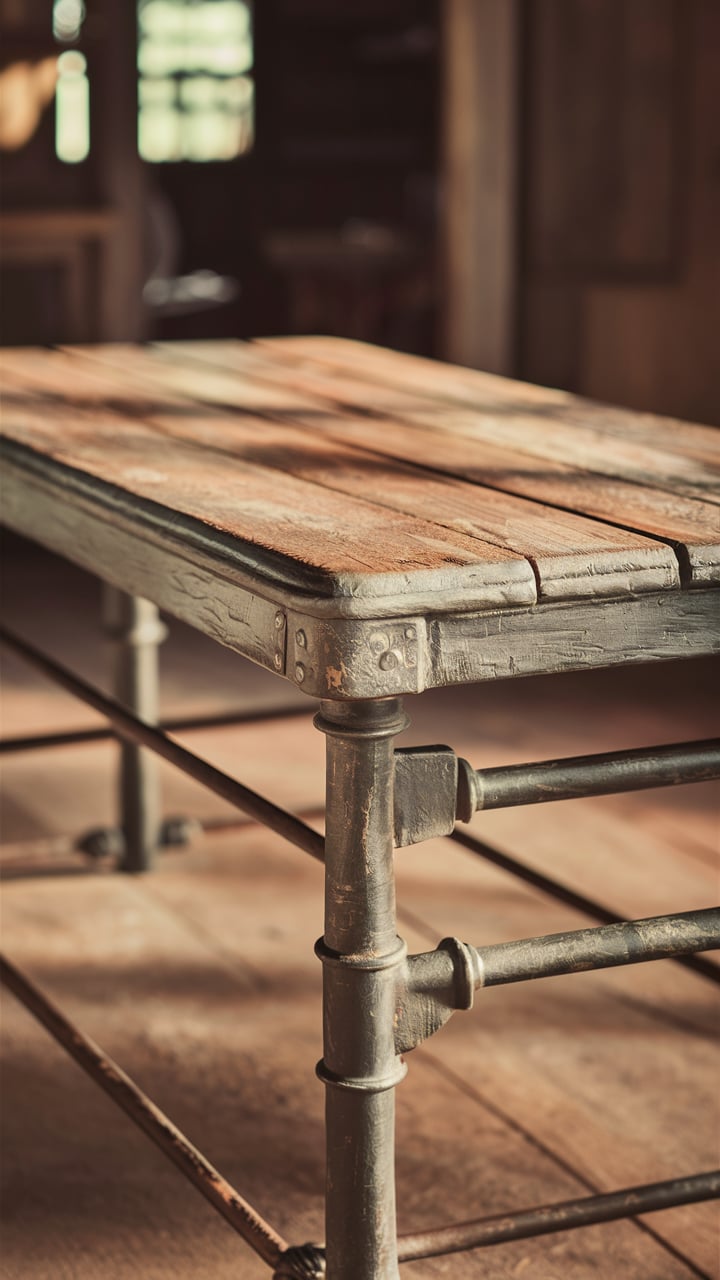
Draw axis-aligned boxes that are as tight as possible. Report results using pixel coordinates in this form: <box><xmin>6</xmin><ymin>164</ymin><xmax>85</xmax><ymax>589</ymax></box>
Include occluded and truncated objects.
<box><xmin>295</xmin><ymin>663</ymin><xmax>306</xmax><ymax>682</ymax></box>
<box><xmin>274</xmin><ymin>611</ymin><xmax>285</xmax><ymax>630</ymax></box>
<box><xmin>379</xmin><ymin>649</ymin><xmax>400</xmax><ymax>672</ymax></box>
<box><xmin>296</xmin><ymin>629</ymin><xmax>307</xmax><ymax>648</ymax></box>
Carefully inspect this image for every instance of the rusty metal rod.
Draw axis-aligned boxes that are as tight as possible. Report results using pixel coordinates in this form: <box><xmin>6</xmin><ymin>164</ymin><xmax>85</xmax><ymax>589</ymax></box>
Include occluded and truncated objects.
<box><xmin>0</xmin><ymin>953</ymin><xmax>288</xmax><ymax>1268</ymax></box>
<box><xmin>450</xmin><ymin>828</ymin><xmax>720</xmax><ymax>985</ymax></box>
<box><xmin>397</xmin><ymin>1170</ymin><xmax>720</xmax><ymax>1260</ymax></box>
<box><xmin>459</xmin><ymin>739</ymin><xmax>720</xmax><ymax>816</ymax></box>
<box><xmin>0</xmin><ymin>627</ymin><xmax>325</xmax><ymax>863</ymax></box>
<box><xmin>470</xmin><ymin>908</ymin><xmax>720</xmax><ymax>989</ymax></box>
<box><xmin>0</xmin><ymin>703</ymin><xmax>312</xmax><ymax>755</ymax></box>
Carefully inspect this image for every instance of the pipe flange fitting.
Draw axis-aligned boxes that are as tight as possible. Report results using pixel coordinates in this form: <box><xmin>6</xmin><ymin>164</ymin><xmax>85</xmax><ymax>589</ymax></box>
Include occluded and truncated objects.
<box><xmin>456</xmin><ymin>757</ymin><xmax>480</xmax><ymax>822</ymax></box>
<box><xmin>436</xmin><ymin>936</ymin><xmax>477</xmax><ymax>1010</ymax></box>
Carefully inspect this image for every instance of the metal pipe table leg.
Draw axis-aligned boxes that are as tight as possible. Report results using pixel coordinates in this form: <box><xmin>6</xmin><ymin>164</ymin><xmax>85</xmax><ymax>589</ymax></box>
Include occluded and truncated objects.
<box><xmin>316</xmin><ymin>698</ymin><xmax>409</xmax><ymax>1280</ymax></box>
<box><xmin>103</xmin><ymin>586</ymin><xmax>166</xmax><ymax>874</ymax></box>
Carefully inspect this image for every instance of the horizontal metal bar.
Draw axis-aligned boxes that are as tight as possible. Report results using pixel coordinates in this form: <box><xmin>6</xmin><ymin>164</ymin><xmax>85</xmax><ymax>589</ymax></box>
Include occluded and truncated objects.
<box><xmin>397</xmin><ymin>1170</ymin><xmax>720</xmax><ymax>1260</ymax></box>
<box><xmin>460</xmin><ymin>739</ymin><xmax>720</xmax><ymax>815</ymax></box>
<box><xmin>0</xmin><ymin>807</ymin><xmax>329</xmax><ymax>876</ymax></box>
<box><xmin>0</xmin><ymin>703</ymin><xmax>312</xmax><ymax>756</ymax></box>
<box><xmin>0</xmin><ymin>627</ymin><xmax>325</xmax><ymax>863</ymax></box>
<box><xmin>450</xmin><ymin>828</ymin><xmax>720</xmax><ymax>985</ymax></box>
<box><xmin>0</xmin><ymin>953</ymin><xmax>287</xmax><ymax>1268</ymax></box>
<box><xmin>471</xmin><ymin>909</ymin><xmax>720</xmax><ymax>989</ymax></box>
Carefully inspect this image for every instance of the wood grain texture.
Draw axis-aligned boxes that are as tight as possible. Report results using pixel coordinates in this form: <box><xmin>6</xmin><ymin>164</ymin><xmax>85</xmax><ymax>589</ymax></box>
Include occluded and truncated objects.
<box><xmin>0</xmin><ymin>344</ymin><xmax>682</xmax><ymax>603</ymax></box>
<box><xmin>54</xmin><ymin>346</ymin><xmax>684</xmax><ymax>601</ymax></box>
<box><xmin>1</xmin><ymin>341</ymin><xmax>718</xmax><ymax>683</ymax></box>
<box><xmin>254</xmin><ymin>336</ymin><xmax>720</xmax><ymax>495</ymax></box>
<box><xmin>1</xmin><ymin>571</ymin><xmax>717</xmax><ymax>1277</ymax></box>
<box><xmin>441</xmin><ymin>0</ymin><xmax>520</xmax><ymax>373</ymax></box>
<box><xmin>0</xmin><ymin>450</ymin><xmax>290</xmax><ymax>672</ymax></box>
<box><xmin>254</xmin><ymin>336</ymin><xmax>720</xmax><ymax>464</ymax></box>
<box><xmin>0</xmin><ymin>363</ymin><xmax>533</xmax><ymax>610</ymax></box>
<box><xmin>151</xmin><ymin>339</ymin><xmax>720</xmax><ymax>585</ymax></box>
<box><xmin>524</xmin><ymin>0</ymin><xmax>678</xmax><ymax>273</ymax></box>
<box><xmin>429</xmin><ymin>591</ymin><xmax>720</xmax><ymax>688</ymax></box>
<box><xmin>3</xmin><ymin>824</ymin><xmax>711</xmax><ymax>1279</ymax></box>
<box><xmin>521</xmin><ymin>0</ymin><xmax>720</xmax><ymax>427</ymax></box>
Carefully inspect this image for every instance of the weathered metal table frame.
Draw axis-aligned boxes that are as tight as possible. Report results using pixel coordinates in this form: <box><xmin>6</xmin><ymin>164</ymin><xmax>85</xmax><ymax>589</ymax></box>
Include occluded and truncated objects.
<box><xmin>1</xmin><ymin>437</ymin><xmax>720</xmax><ymax>1278</ymax></box>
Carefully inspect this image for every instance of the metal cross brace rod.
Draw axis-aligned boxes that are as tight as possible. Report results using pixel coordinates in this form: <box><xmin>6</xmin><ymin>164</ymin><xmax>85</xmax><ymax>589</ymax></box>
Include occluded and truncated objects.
<box><xmin>0</xmin><ymin>953</ymin><xmax>296</xmax><ymax>1274</ymax></box>
<box><xmin>0</xmin><ymin>626</ymin><xmax>324</xmax><ymax>863</ymax></box>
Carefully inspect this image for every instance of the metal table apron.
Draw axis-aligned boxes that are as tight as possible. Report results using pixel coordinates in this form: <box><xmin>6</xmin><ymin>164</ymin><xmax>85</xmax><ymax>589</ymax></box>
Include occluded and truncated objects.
<box><xmin>1</xmin><ymin>337</ymin><xmax>719</xmax><ymax>1279</ymax></box>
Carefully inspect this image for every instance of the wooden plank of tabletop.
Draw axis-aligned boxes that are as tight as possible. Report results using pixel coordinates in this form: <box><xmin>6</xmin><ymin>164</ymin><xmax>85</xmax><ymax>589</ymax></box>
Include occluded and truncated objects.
<box><xmin>252</xmin><ymin>336</ymin><xmax>720</xmax><ymax>505</ymax></box>
<box><xmin>257</xmin><ymin>335</ymin><xmax>720</xmax><ymax>469</ymax></box>
<box><xmin>0</xmin><ymin>372</ymin><xmax>537</xmax><ymax>608</ymax></box>
<box><xmin>45</xmin><ymin>343</ymin><xmax>686</xmax><ymax>603</ymax></box>
<box><xmin>146</xmin><ymin>340</ymin><xmax>720</xmax><ymax>587</ymax></box>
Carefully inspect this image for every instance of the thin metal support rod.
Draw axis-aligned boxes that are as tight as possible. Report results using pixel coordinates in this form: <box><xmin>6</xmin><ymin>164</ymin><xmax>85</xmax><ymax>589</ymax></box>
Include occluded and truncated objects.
<box><xmin>460</xmin><ymin>739</ymin><xmax>720</xmax><ymax>814</ymax></box>
<box><xmin>396</xmin><ymin>1171</ymin><xmax>720</xmax><ymax>1260</ymax></box>
<box><xmin>469</xmin><ymin>908</ymin><xmax>719</xmax><ymax>989</ymax></box>
<box><xmin>0</xmin><ymin>809</ymin><xmax>328</xmax><ymax>873</ymax></box>
<box><xmin>450</xmin><ymin>828</ymin><xmax>720</xmax><ymax>985</ymax></box>
<box><xmin>0</xmin><ymin>626</ymin><xmax>324</xmax><ymax>863</ymax></box>
<box><xmin>104</xmin><ymin>587</ymin><xmax>165</xmax><ymax>873</ymax></box>
<box><xmin>316</xmin><ymin>698</ymin><xmax>410</xmax><ymax>1280</ymax></box>
<box><xmin>0</xmin><ymin>703</ymin><xmax>312</xmax><ymax>756</ymax></box>
<box><xmin>0</xmin><ymin>953</ymin><xmax>288</xmax><ymax>1269</ymax></box>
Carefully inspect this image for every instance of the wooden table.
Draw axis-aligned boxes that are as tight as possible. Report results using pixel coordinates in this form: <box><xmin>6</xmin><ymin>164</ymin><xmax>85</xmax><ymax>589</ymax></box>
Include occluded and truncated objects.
<box><xmin>1</xmin><ymin>338</ymin><xmax>719</xmax><ymax>1279</ymax></box>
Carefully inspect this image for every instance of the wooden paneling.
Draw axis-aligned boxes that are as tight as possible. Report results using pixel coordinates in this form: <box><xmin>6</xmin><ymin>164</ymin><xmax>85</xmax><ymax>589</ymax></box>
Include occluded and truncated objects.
<box><xmin>581</xmin><ymin>1</ymin><xmax>720</xmax><ymax>424</ymax></box>
<box><xmin>527</xmin><ymin>0</ymin><xmax>678</xmax><ymax>273</ymax></box>
<box><xmin>440</xmin><ymin>0</ymin><xmax>520</xmax><ymax>373</ymax></box>
<box><xmin>520</xmin><ymin>0</ymin><xmax>720</xmax><ymax>425</ymax></box>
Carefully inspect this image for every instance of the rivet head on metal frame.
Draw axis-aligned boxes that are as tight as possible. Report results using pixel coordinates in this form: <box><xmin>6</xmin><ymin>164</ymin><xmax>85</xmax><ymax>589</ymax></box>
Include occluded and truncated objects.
<box><xmin>295</xmin><ymin>663</ymin><xmax>306</xmax><ymax>682</ymax></box>
<box><xmin>404</xmin><ymin>626</ymin><xmax>416</xmax><ymax>640</ymax></box>
<box><xmin>273</xmin><ymin>652</ymin><xmax>283</xmax><ymax>670</ymax></box>
<box><xmin>274</xmin><ymin>611</ymin><xmax>285</xmax><ymax>630</ymax></box>
<box><xmin>378</xmin><ymin>649</ymin><xmax>401</xmax><ymax>672</ymax></box>
<box><xmin>296</xmin><ymin>629</ymin><xmax>307</xmax><ymax>648</ymax></box>
<box><xmin>369</xmin><ymin>632</ymin><xmax>389</xmax><ymax>655</ymax></box>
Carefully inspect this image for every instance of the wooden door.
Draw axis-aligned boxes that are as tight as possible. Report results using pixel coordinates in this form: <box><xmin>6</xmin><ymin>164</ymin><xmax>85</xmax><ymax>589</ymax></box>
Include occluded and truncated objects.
<box><xmin>442</xmin><ymin>0</ymin><xmax>720</xmax><ymax>426</ymax></box>
<box><xmin>521</xmin><ymin>0</ymin><xmax>720</xmax><ymax>425</ymax></box>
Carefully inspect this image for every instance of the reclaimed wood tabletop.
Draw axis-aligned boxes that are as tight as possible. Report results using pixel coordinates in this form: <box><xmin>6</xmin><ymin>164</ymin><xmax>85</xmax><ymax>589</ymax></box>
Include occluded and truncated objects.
<box><xmin>1</xmin><ymin>338</ymin><xmax>718</xmax><ymax>698</ymax></box>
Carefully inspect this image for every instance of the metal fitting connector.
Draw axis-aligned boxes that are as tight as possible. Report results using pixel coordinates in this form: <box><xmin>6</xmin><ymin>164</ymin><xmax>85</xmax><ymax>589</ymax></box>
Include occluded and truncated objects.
<box><xmin>273</xmin><ymin>1243</ymin><xmax>326</xmax><ymax>1279</ymax></box>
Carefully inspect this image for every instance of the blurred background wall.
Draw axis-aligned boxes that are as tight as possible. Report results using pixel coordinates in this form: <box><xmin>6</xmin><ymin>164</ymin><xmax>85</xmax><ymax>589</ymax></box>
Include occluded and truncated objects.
<box><xmin>0</xmin><ymin>0</ymin><xmax>718</xmax><ymax>423</ymax></box>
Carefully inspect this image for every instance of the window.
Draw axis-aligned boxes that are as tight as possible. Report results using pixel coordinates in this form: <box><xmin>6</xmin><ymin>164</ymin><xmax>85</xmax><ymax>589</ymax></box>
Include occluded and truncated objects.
<box><xmin>53</xmin><ymin>0</ymin><xmax>90</xmax><ymax>163</ymax></box>
<box><xmin>137</xmin><ymin>0</ymin><xmax>254</xmax><ymax>162</ymax></box>
<box><xmin>55</xmin><ymin>49</ymin><xmax>90</xmax><ymax>162</ymax></box>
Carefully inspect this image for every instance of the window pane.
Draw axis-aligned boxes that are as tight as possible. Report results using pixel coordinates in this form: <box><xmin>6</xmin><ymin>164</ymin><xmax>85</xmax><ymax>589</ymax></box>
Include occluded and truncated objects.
<box><xmin>56</xmin><ymin>49</ymin><xmax>90</xmax><ymax>163</ymax></box>
<box><xmin>137</xmin><ymin>0</ymin><xmax>254</xmax><ymax>162</ymax></box>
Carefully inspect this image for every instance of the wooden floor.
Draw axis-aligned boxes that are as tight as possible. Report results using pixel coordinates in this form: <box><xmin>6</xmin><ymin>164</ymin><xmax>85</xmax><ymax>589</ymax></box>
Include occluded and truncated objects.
<box><xmin>1</xmin><ymin>541</ymin><xmax>718</xmax><ymax>1279</ymax></box>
